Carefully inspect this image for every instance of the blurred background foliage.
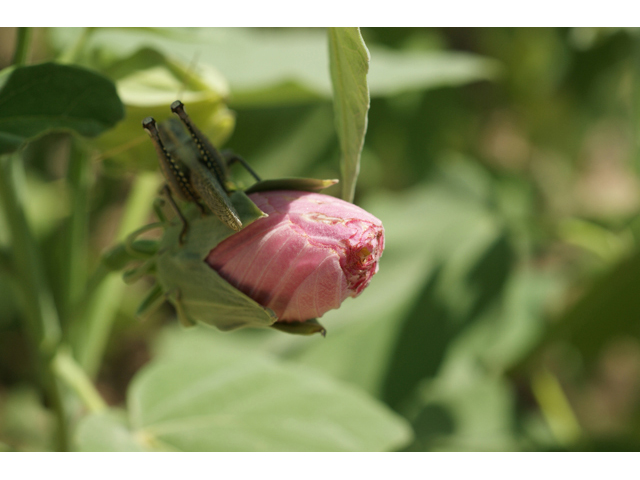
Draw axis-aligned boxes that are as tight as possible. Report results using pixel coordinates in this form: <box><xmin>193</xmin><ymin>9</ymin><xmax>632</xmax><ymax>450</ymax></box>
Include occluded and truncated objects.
<box><xmin>1</xmin><ymin>27</ymin><xmax>640</xmax><ymax>451</ymax></box>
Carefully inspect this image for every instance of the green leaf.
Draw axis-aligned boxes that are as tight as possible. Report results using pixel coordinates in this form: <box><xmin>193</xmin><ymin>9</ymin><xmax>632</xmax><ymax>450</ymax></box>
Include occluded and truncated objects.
<box><xmin>403</xmin><ymin>269</ymin><xmax>561</xmax><ymax>451</ymax></box>
<box><xmin>530</xmin><ymin>248</ymin><xmax>640</xmax><ymax>363</ymax></box>
<box><xmin>367</xmin><ymin>48</ymin><xmax>500</xmax><ymax>96</ymax></box>
<box><xmin>156</xmin><ymin>200</ymin><xmax>276</xmax><ymax>332</ymax></box>
<box><xmin>0</xmin><ymin>63</ymin><xmax>124</xmax><ymax>154</ymax></box>
<box><xmin>49</xmin><ymin>28</ymin><xmax>500</xmax><ymax>108</ymax></box>
<box><xmin>245</xmin><ymin>177</ymin><xmax>338</xmax><ymax>194</ymax></box>
<box><xmin>93</xmin><ymin>48</ymin><xmax>235</xmax><ymax>173</ymax></box>
<box><xmin>408</xmin><ymin>373</ymin><xmax>518</xmax><ymax>451</ymax></box>
<box><xmin>115</xmin><ymin>345</ymin><xmax>412</xmax><ymax>451</ymax></box>
<box><xmin>328</xmin><ymin>28</ymin><xmax>370</xmax><ymax>203</ymax></box>
<box><xmin>74</xmin><ymin>410</ymin><xmax>144</xmax><ymax>452</ymax></box>
<box><xmin>0</xmin><ymin>386</ymin><xmax>54</xmax><ymax>451</ymax></box>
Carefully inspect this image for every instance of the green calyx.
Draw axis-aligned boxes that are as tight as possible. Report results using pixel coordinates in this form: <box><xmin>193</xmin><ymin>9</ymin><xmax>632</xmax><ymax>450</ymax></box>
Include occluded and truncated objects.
<box><xmin>245</xmin><ymin>177</ymin><xmax>338</xmax><ymax>194</ymax></box>
<box><xmin>113</xmin><ymin>178</ymin><xmax>337</xmax><ymax>336</ymax></box>
<box><xmin>156</xmin><ymin>190</ymin><xmax>277</xmax><ymax>331</ymax></box>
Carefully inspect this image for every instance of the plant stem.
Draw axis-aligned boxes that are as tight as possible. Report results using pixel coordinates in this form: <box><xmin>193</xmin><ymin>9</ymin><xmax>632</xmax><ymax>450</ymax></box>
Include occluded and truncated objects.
<box><xmin>62</xmin><ymin>138</ymin><xmax>91</xmax><ymax>327</ymax></box>
<box><xmin>0</xmin><ymin>248</ymin><xmax>14</xmax><ymax>276</ymax></box>
<box><xmin>58</xmin><ymin>27</ymin><xmax>95</xmax><ymax>64</ymax></box>
<box><xmin>74</xmin><ymin>172</ymin><xmax>160</xmax><ymax>377</ymax></box>
<box><xmin>4</xmin><ymin>28</ymin><xmax>71</xmax><ymax>451</ymax></box>
<box><xmin>531</xmin><ymin>368</ymin><xmax>582</xmax><ymax>446</ymax></box>
<box><xmin>0</xmin><ymin>153</ymin><xmax>67</xmax><ymax>450</ymax></box>
<box><xmin>53</xmin><ymin>349</ymin><xmax>107</xmax><ymax>413</ymax></box>
<box><xmin>0</xmin><ymin>154</ymin><xmax>62</xmax><ymax>357</ymax></box>
<box><xmin>12</xmin><ymin>27</ymin><xmax>32</xmax><ymax>66</ymax></box>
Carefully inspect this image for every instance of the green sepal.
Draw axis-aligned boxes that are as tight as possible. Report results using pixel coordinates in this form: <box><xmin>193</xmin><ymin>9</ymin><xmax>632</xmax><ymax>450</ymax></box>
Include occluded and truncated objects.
<box><xmin>178</xmin><ymin>312</ymin><xmax>198</xmax><ymax>328</ymax></box>
<box><xmin>156</xmin><ymin>194</ymin><xmax>277</xmax><ymax>332</ymax></box>
<box><xmin>128</xmin><ymin>239</ymin><xmax>160</xmax><ymax>257</ymax></box>
<box><xmin>123</xmin><ymin>259</ymin><xmax>156</xmax><ymax>285</ymax></box>
<box><xmin>271</xmin><ymin>318</ymin><xmax>327</xmax><ymax>336</ymax></box>
<box><xmin>229</xmin><ymin>190</ymin><xmax>268</xmax><ymax>226</ymax></box>
<box><xmin>102</xmin><ymin>243</ymin><xmax>133</xmax><ymax>271</ymax></box>
<box><xmin>102</xmin><ymin>240</ymin><xmax>159</xmax><ymax>271</ymax></box>
<box><xmin>126</xmin><ymin>223</ymin><xmax>164</xmax><ymax>256</ymax></box>
<box><xmin>245</xmin><ymin>178</ymin><xmax>339</xmax><ymax>194</ymax></box>
<box><xmin>166</xmin><ymin>289</ymin><xmax>198</xmax><ymax>328</ymax></box>
<box><xmin>136</xmin><ymin>283</ymin><xmax>165</xmax><ymax>320</ymax></box>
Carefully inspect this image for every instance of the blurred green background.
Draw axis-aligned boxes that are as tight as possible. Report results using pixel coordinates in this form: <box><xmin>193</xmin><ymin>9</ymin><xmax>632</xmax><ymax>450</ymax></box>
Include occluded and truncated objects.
<box><xmin>1</xmin><ymin>27</ymin><xmax>640</xmax><ymax>451</ymax></box>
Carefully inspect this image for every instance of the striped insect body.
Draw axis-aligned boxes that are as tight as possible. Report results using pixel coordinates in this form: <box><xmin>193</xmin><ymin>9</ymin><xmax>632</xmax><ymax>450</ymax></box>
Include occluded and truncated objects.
<box><xmin>142</xmin><ymin>101</ymin><xmax>247</xmax><ymax>236</ymax></box>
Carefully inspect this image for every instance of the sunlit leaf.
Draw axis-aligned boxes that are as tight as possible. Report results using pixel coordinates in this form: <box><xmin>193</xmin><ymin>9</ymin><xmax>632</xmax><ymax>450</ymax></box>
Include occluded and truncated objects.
<box><xmin>328</xmin><ymin>27</ymin><xmax>370</xmax><ymax>203</ymax></box>
<box><xmin>48</xmin><ymin>28</ymin><xmax>499</xmax><ymax>108</ymax></box>
<box><xmin>74</xmin><ymin>411</ymin><xmax>144</xmax><ymax>452</ymax></box>
<box><xmin>92</xmin><ymin>48</ymin><xmax>234</xmax><ymax>173</ymax></box>
<box><xmin>0</xmin><ymin>387</ymin><xmax>54</xmax><ymax>451</ymax></box>
<box><xmin>408</xmin><ymin>374</ymin><xmax>518</xmax><ymax>452</ymax></box>
<box><xmin>367</xmin><ymin>48</ymin><xmax>499</xmax><ymax>96</ymax></box>
<box><xmin>123</xmin><ymin>345</ymin><xmax>412</xmax><ymax>452</ymax></box>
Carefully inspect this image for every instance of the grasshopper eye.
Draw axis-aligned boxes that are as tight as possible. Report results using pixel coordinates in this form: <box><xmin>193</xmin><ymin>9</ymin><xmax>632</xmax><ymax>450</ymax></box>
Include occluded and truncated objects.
<box><xmin>142</xmin><ymin>117</ymin><xmax>158</xmax><ymax>134</ymax></box>
<box><xmin>170</xmin><ymin>100</ymin><xmax>184</xmax><ymax>114</ymax></box>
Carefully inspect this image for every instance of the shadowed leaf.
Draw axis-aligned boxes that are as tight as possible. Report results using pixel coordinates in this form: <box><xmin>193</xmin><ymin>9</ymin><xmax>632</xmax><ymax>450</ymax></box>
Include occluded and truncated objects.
<box><xmin>0</xmin><ymin>63</ymin><xmax>124</xmax><ymax>154</ymax></box>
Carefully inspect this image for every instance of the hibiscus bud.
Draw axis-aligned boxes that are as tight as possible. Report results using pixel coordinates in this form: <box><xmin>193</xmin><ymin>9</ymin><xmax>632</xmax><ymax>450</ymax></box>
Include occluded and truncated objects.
<box><xmin>205</xmin><ymin>190</ymin><xmax>385</xmax><ymax>322</ymax></box>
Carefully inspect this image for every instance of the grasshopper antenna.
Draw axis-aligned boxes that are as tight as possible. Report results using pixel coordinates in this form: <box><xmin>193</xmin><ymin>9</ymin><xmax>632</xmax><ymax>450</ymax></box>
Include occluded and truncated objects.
<box><xmin>176</xmin><ymin>53</ymin><xmax>200</xmax><ymax>101</ymax></box>
<box><xmin>170</xmin><ymin>100</ymin><xmax>228</xmax><ymax>183</ymax></box>
<box><xmin>171</xmin><ymin>101</ymin><xmax>263</xmax><ymax>185</ymax></box>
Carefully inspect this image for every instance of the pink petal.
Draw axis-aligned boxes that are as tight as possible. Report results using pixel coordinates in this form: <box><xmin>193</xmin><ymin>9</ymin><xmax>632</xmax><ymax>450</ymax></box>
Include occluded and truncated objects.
<box><xmin>206</xmin><ymin>191</ymin><xmax>384</xmax><ymax>322</ymax></box>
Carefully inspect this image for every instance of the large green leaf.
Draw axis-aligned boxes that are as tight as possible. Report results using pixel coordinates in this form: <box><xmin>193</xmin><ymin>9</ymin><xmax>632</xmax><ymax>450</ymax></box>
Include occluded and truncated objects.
<box><xmin>408</xmin><ymin>373</ymin><xmax>518</xmax><ymax>452</ymax></box>
<box><xmin>328</xmin><ymin>27</ymin><xmax>370</xmax><ymax>202</ymax></box>
<box><xmin>76</xmin><ymin>330</ymin><xmax>412</xmax><ymax>451</ymax></box>
<box><xmin>124</xmin><ymin>346</ymin><xmax>411</xmax><ymax>451</ymax></box>
<box><xmin>0</xmin><ymin>63</ymin><xmax>124</xmax><ymax>154</ymax></box>
<box><xmin>519</xmin><ymin>248</ymin><xmax>640</xmax><ymax>365</ymax></box>
<box><xmin>367</xmin><ymin>48</ymin><xmax>500</xmax><ymax>96</ymax></box>
<box><xmin>74</xmin><ymin>410</ymin><xmax>143</xmax><ymax>452</ymax></box>
<box><xmin>49</xmin><ymin>28</ymin><xmax>499</xmax><ymax>108</ymax></box>
<box><xmin>75</xmin><ymin>340</ymin><xmax>412</xmax><ymax>451</ymax></box>
<box><xmin>403</xmin><ymin>268</ymin><xmax>561</xmax><ymax>451</ymax></box>
<box><xmin>0</xmin><ymin>386</ymin><xmax>54</xmax><ymax>452</ymax></box>
<box><xmin>92</xmin><ymin>47</ymin><xmax>234</xmax><ymax>172</ymax></box>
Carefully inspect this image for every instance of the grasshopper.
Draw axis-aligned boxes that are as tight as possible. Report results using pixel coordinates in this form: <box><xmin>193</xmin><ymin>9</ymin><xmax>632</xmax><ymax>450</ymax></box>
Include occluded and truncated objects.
<box><xmin>142</xmin><ymin>101</ymin><xmax>260</xmax><ymax>241</ymax></box>
<box><xmin>112</xmin><ymin>101</ymin><xmax>338</xmax><ymax>334</ymax></box>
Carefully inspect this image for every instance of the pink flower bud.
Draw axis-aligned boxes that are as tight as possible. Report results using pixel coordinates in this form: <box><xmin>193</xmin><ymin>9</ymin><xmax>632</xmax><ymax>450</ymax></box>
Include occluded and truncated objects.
<box><xmin>205</xmin><ymin>191</ymin><xmax>384</xmax><ymax>322</ymax></box>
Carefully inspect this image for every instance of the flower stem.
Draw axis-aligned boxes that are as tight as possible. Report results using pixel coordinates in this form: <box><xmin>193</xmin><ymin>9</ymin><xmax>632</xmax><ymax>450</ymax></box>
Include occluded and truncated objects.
<box><xmin>12</xmin><ymin>27</ymin><xmax>32</xmax><ymax>66</ymax></box>
<box><xmin>58</xmin><ymin>27</ymin><xmax>95</xmax><ymax>64</ymax></box>
<box><xmin>0</xmin><ymin>154</ymin><xmax>62</xmax><ymax>356</ymax></box>
<box><xmin>531</xmin><ymin>368</ymin><xmax>582</xmax><ymax>446</ymax></box>
<box><xmin>52</xmin><ymin>348</ymin><xmax>107</xmax><ymax>413</ymax></box>
<box><xmin>0</xmin><ymin>153</ymin><xmax>67</xmax><ymax>450</ymax></box>
<box><xmin>61</xmin><ymin>138</ymin><xmax>91</xmax><ymax>327</ymax></box>
<box><xmin>74</xmin><ymin>172</ymin><xmax>160</xmax><ymax>377</ymax></box>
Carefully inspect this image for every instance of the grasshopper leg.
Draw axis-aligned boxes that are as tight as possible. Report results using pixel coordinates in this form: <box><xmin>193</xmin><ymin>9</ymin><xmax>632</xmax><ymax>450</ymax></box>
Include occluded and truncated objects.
<box><xmin>222</xmin><ymin>150</ymin><xmax>262</xmax><ymax>182</ymax></box>
<box><xmin>153</xmin><ymin>197</ymin><xmax>168</xmax><ymax>223</ymax></box>
<box><xmin>162</xmin><ymin>184</ymin><xmax>189</xmax><ymax>244</ymax></box>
